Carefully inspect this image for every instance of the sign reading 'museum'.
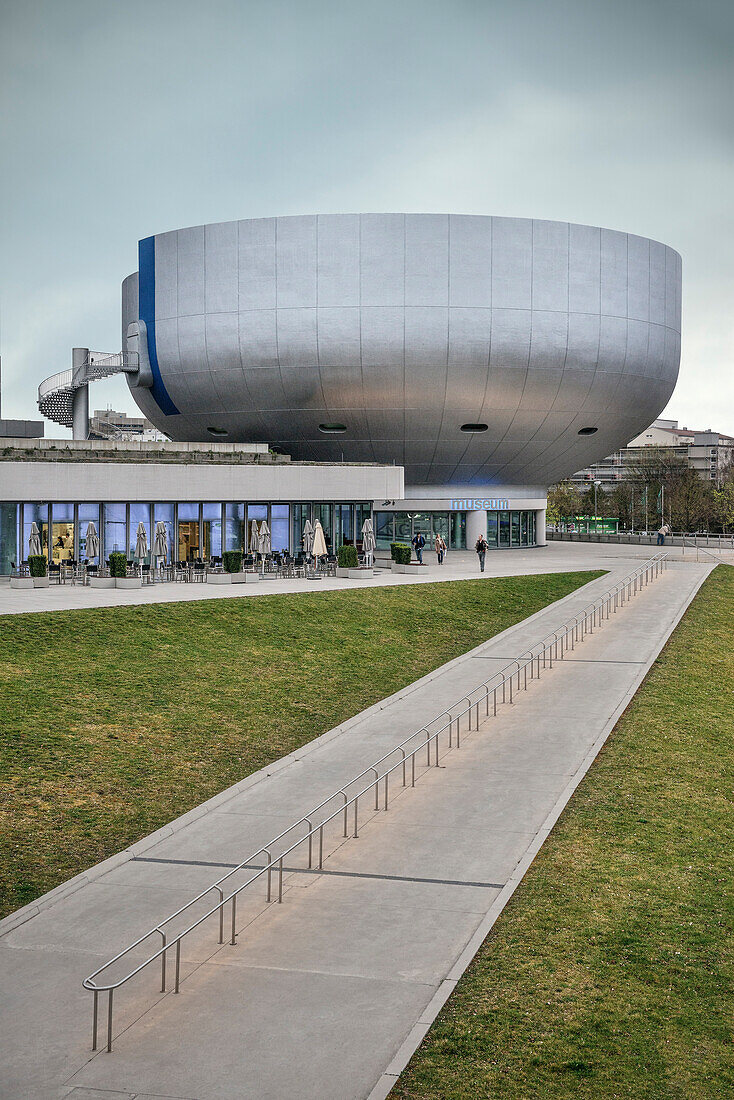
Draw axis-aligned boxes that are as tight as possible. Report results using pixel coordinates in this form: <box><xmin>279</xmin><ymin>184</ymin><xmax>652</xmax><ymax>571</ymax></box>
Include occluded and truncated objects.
<box><xmin>450</xmin><ymin>498</ymin><xmax>510</xmax><ymax>511</ymax></box>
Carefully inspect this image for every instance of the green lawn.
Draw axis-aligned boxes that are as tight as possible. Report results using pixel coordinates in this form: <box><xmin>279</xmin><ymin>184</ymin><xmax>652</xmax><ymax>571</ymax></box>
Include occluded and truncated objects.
<box><xmin>0</xmin><ymin>571</ymin><xmax>598</xmax><ymax>919</ymax></box>
<box><xmin>393</xmin><ymin>565</ymin><xmax>734</xmax><ymax>1100</ymax></box>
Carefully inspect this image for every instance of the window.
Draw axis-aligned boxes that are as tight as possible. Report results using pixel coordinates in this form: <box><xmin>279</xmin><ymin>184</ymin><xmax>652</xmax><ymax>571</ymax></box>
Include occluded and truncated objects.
<box><xmin>498</xmin><ymin>511</ymin><xmax>510</xmax><ymax>547</ymax></box>
<box><xmin>129</xmin><ymin>503</ymin><xmax>152</xmax><ymax>563</ymax></box>
<box><xmin>0</xmin><ymin>503</ymin><xmax>19</xmax><ymax>574</ymax></box>
<box><xmin>374</xmin><ymin>511</ymin><xmax>394</xmax><ymax>550</ymax></box>
<box><xmin>316</xmin><ymin>504</ymin><xmax>333</xmax><ymax>550</ymax></box>
<box><xmin>202</xmin><ymin>503</ymin><xmax>222</xmax><ymax>558</ymax></box>
<box><xmin>177</xmin><ymin>502</ymin><xmax>200</xmax><ymax>561</ymax></box>
<box><xmin>335</xmin><ymin>504</ymin><xmax>353</xmax><ymax>546</ymax></box>
<box><xmin>153</xmin><ymin>503</ymin><xmax>174</xmax><ymax>563</ymax></box>
<box><xmin>486</xmin><ymin>512</ymin><xmax>498</xmax><ymax>548</ymax></box>
<box><xmin>247</xmin><ymin>504</ymin><xmax>267</xmax><ymax>552</ymax></box>
<box><xmin>271</xmin><ymin>505</ymin><xmax>289</xmax><ymax>552</ymax></box>
<box><xmin>78</xmin><ymin>503</ymin><xmax>101</xmax><ymax>563</ymax></box>
<box><xmin>51</xmin><ymin>502</ymin><xmax>75</xmax><ymax>564</ymax></box>
<box><xmin>225</xmin><ymin>504</ymin><xmax>245</xmax><ymax>552</ymax></box>
<box><xmin>103</xmin><ymin>503</ymin><xmax>126</xmax><ymax>558</ymax></box>
<box><xmin>292</xmin><ymin>504</ymin><xmax>311</xmax><ymax>556</ymax></box>
<box><xmin>450</xmin><ymin>511</ymin><xmax>466</xmax><ymax>550</ymax></box>
<box><xmin>23</xmin><ymin>503</ymin><xmax>49</xmax><ymax>563</ymax></box>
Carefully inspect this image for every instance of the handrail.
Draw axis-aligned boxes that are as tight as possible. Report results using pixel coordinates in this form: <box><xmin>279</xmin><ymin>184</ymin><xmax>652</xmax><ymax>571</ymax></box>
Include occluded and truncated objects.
<box><xmin>37</xmin><ymin>369</ymin><xmax>73</xmax><ymax>401</ymax></box>
<box><xmin>83</xmin><ymin>553</ymin><xmax>668</xmax><ymax>1051</ymax></box>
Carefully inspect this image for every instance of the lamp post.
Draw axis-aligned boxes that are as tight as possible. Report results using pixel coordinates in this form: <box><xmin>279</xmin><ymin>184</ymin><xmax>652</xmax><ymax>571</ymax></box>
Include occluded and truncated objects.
<box><xmin>594</xmin><ymin>480</ymin><xmax>602</xmax><ymax>531</ymax></box>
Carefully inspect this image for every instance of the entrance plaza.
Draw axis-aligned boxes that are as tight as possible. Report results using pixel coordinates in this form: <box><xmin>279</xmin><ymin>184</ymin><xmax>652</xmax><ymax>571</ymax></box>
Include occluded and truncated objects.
<box><xmin>0</xmin><ymin>542</ymin><xmax>714</xmax><ymax>1099</ymax></box>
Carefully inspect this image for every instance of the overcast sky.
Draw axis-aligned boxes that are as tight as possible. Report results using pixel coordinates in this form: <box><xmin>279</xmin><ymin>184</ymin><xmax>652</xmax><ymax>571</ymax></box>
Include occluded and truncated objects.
<box><xmin>1</xmin><ymin>0</ymin><xmax>732</xmax><ymax>435</ymax></box>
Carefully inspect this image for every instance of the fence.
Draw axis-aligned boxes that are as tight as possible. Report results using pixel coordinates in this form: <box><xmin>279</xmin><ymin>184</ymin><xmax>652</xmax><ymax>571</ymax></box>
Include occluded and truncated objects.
<box><xmin>547</xmin><ymin>529</ymin><xmax>734</xmax><ymax>550</ymax></box>
<box><xmin>83</xmin><ymin>553</ymin><xmax>668</xmax><ymax>1052</ymax></box>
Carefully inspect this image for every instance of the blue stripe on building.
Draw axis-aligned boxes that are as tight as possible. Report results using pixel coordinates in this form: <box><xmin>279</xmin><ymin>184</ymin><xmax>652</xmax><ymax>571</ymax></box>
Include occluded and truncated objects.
<box><xmin>138</xmin><ymin>236</ymin><xmax>180</xmax><ymax>416</ymax></box>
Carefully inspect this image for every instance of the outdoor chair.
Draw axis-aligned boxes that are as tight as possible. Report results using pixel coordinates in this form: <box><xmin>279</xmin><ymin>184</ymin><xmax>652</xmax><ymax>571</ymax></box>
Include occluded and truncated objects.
<box><xmin>49</xmin><ymin>563</ymin><xmax>62</xmax><ymax>584</ymax></box>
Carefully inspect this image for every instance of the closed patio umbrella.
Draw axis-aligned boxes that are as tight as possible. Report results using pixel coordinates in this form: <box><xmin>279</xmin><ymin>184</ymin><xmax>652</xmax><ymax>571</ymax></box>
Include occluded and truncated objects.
<box><xmin>312</xmin><ymin>519</ymin><xmax>327</xmax><ymax>559</ymax></box>
<box><xmin>249</xmin><ymin>519</ymin><xmax>260</xmax><ymax>553</ymax></box>
<box><xmin>302</xmin><ymin>518</ymin><xmax>314</xmax><ymax>557</ymax></box>
<box><xmin>85</xmin><ymin>521</ymin><xmax>100</xmax><ymax>559</ymax></box>
<box><xmin>28</xmin><ymin>522</ymin><xmax>42</xmax><ymax>557</ymax></box>
<box><xmin>135</xmin><ymin>522</ymin><xmax>148</xmax><ymax>560</ymax></box>
<box><xmin>153</xmin><ymin>521</ymin><xmax>167</xmax><ymax>562</ymax></box>
<box><xmin>361</xmin><ymin>517</ymin><xmax>376</xmax><ymax>567</ymax></box>
<box><xmin>258</xmin><ymin>519</ymin><xmax>271</xmax><ymax>555</ymax></box>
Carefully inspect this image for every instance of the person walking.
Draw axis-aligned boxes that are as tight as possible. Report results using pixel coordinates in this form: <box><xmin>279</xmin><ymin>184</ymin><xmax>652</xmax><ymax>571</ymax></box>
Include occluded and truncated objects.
<box><xmin>434</xmin><ymin>532</ymin><xmax>447</xmax><ymax>565</ymax></box>
<box><xmin>656</xmin><ymin>522</ymin><xmax>671</xmax><ymax>546</ymax></box>
<box><xmin>412</xmin><ymin>530</ymin><xmax>426</xmax><ymax>564</ymax></box>
<box><xmin>475</xmin><ymin>533</ymin><xmax>489</xmax><ymax>572</ymax></box>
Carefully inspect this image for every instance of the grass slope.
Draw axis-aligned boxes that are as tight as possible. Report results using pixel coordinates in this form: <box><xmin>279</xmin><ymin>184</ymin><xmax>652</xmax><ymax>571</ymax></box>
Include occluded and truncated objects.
<box><xmin>394</xmin><ymin>565</ymin><xmax>734</xmax><ymax>1100</ymax></box>
<box><xmin>0</xmin><ymin>571</ymin><xmax>597</xmax><ymax>918</ymax></box>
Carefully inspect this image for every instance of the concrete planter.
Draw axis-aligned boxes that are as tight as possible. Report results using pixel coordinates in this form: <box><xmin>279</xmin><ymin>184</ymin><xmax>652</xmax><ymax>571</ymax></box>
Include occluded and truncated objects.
<box><xmin>207</xmin><ymin>573</ymin><xmax>232</xmax><ymax>585</ymax></box>
<box><xmin>335</xmin><ymin>567</ymin><xmax>349</xmax><ymax>578</ymax></box>
<box><xmin>231</xmin><ymin>572</ymin><xmax>259</xmax><ymax>584</ymax></box>
<box><xmin>10</xmin><ymin>577</ymin><xmax>34</xmax><ymax>589</ymax></box>
<box><xmin>32</xmin><ymin>577</ymin><xmax>50</xmax><ymax>588</ymax></box>
<box><xmin>347</xmin><ymin>568</ymin><xmax>372</xmax><ymax>579</ymax></box>
<box><xmin>89</xmin><ymin>576</ymin><xmax>115</xmax><ymax>589</ymax></box>
<box><xmin>390</xmin><ymin>562</ymin><xmax>428</xmax><ymax>574</ymax></box>
<box><xmin>116</xmin><ymin>577</ymin><xmax>142</xmax><ymax>589</ymax></box>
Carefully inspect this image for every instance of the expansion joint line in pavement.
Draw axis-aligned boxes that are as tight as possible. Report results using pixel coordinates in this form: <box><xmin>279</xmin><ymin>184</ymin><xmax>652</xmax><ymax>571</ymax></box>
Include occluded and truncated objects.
<box><xmin>81</xmin><ymin>553</ymin><xmax>668</xmax><ymax>1055</ymax></box>
<box><xmin>131</xmin><ymin>856</ymin><xmax>504</xmax><ymax>890</ymax></box>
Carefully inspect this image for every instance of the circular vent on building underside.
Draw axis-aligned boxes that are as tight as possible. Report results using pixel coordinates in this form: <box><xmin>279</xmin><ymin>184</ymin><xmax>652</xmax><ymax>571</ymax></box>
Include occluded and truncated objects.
<box><xmin>460</xmin><ymin>423</ymin><xmax>488</xmax><ymax>433</ymax></box>
<box><xmin>319</xmin><ymin>423</ymin><xmax>347</xmax><ymax>434</ymax></box>
<box><xmin>207</xmin><ymin>426</ymin><xmax>229</xmax><ymax>436</ymax></box>
<box><xmin>578</xmin><ymin>426</ymin><xmax>599</xmax><ymax>436</ymax></box>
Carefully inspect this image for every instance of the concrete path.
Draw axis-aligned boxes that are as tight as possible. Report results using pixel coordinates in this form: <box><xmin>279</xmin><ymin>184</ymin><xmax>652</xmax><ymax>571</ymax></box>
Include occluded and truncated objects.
<box><xmin>0</xmin><ymin>540</ymin><xmax>720</xmax><ymax>617</ymax></box>
<box><xmin>0</xmin><ymin>550</ymin><xmax>713</xmax><ymax>1100</ymax></box>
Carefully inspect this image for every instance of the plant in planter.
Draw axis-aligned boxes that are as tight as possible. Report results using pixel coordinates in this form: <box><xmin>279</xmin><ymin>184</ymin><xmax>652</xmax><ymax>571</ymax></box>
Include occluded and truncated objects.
<box><xmin>337</xmin><ymin>545</ymin><xmax>359</xmax><ymax>569</ymax></box>
<box><xmin>27</xmin><ymin>555</ymin><xmax>48</xmax><ymax>578</ymax></box>
<box><xmin>222</xmin><ymin>550</ymin><xmax>242</xmax><ymax>573</ymax></box>
<box><xmin>335</xmin><ymin>543</ymin><xmax>369</xmax><ymax>578</ymax></box>
<box><xmin>27</xmin><ymin>554</ymin><xmax>49</xmax><ymax>588</ymax></box>
<box><xmin>390</xmin><ymin>542</ymin><xmax>411</xmax><ymax>565</ymax></box>
<box><xmin>108</xmin><ymin>552</ymin><xmax>127</xmax><ymax>578</ymax></box>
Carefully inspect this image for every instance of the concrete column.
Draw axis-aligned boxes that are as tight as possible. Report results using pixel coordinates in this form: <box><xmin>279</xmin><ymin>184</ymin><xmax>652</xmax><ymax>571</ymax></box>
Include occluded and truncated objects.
<box><xmin>536</xmin><ymin>508</ymin><xmax>547</xmax><ymax>546</ymax></box>
<box><xmin>465</xmin><ymin>509</ymin><xmax>487</xmax><ymax>548</ymax></box>
<box><xmin>71</xmin><ymin>348</ymin><xmax>89</xmax><ymax>440</ymax></box>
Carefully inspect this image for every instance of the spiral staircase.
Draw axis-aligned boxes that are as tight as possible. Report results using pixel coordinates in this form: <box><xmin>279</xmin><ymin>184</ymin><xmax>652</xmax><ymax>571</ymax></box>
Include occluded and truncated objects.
<box><xmin>38</xmin><ymin>349</ymin><xmax>139</xmax><ymax>436</ymax></box>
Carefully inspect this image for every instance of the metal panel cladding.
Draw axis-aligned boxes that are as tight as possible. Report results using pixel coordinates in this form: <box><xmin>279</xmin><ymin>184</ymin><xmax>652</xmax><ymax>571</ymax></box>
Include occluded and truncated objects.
<box><xmin>123</xmin><ymin>214</ymin><xmax>682</xmax><ymax>490</ymax></box>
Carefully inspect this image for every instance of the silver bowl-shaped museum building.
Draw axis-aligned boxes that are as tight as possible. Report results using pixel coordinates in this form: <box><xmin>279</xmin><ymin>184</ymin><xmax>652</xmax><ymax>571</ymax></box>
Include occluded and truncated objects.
<box><xmin>122</xmin><ymin>214</ymin><xmax>681</xmax><ymax>494</ymax></box>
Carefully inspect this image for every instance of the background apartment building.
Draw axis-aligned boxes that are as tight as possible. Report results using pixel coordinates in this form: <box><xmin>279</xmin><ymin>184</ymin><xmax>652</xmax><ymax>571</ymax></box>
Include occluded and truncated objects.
<box><xmin>569</xmin><ymin>419</ymin><xmax>734</xmax><ymax>490</ymax></box>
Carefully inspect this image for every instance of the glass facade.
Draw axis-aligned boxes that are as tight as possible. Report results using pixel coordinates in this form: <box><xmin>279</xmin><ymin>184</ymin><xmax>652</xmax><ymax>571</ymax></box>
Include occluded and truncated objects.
<box><xmin>373</xmin><ymin>510</ymin><xmax>469</xmax><ymax>550</ymax></box>
<box><xmin>0</xmin><ymin>501</ymin><xmax>538</xmax><ymax>574</ymax></box>
<box><xmin>372</xmin><ymin>509</ymin><xmax>538</xmax><ymax>551</ymax></box>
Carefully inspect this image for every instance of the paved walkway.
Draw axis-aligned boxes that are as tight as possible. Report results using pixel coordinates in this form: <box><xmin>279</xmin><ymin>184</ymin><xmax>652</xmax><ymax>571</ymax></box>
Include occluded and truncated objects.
<box><xmin>0</xmin><ymin>540</ymin><xmax>721</xmax><ymax>616</ymax></box>
<box><xmin>0</xmin><ymin>549</ymin><xmax>713</xmax><ymax>1099</ymax></box>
